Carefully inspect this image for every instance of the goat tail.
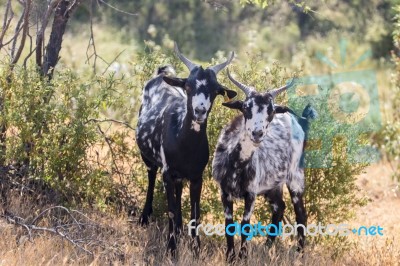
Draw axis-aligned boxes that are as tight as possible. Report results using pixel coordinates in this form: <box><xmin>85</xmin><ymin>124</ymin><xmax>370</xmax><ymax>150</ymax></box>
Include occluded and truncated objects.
<box><xmin>301</xmin><ymin>103</ymin><xmax>318</xmax><ymax>121</ymax></box>
<box><xmin>298</xmin><ymin>104</ymin><xmax>317</xmax><ymax>168</ymax></box>
<box><xmin>156</xmin><ymin>65</ymin><xmax>177</xmax><ymax>77</ymax></box>
<box><xmin>299</xmin><ymin>103</ymin><xmax>317</xmax><ymax>139</ymax></box>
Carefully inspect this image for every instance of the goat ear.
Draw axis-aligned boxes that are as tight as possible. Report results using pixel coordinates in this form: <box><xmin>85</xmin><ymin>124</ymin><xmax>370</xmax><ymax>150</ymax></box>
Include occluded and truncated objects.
<box><xmin>222</xmin><ymin>100</ymin><xmax>243</xmax><ymax>110</ymax></box>
<box><xmin>274</xmin><ymin>105</ymin><xmax>290</xmax><ymax>114</ymax></box>
<box><xmin>163</xmin><ymin>76</ymin><xmax>187</xmax><ymax>87</ymax></box>
<box><xmin>218</xmin><ymin>85</ymin><xmax>238</xmax><ymax>102</ymax></box>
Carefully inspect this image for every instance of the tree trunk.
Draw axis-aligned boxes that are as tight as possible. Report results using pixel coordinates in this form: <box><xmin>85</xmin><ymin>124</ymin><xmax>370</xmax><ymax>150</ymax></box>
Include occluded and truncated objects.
<box><xmin>42</xmin><ymin>0</ymin><xmax>81</xmax><ymax>79</ymax></box>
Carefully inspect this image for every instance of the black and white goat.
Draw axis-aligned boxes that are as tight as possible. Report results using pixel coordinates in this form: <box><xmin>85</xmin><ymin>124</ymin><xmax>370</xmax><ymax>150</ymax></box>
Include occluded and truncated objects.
<box><xmin>212</xmin><ymin>70</ymin><xmax>317</xmax><ymax>259</ymax></box>
<box><xmin>136</xmin><ymin>43</ymin><xmax>237</xmax><ymax>253</ymax></box>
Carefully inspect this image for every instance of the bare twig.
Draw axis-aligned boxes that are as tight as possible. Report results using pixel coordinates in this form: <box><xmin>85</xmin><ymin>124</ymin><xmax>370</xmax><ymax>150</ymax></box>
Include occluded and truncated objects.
<box><xmin>11</xmin><ymin>0</ymin><xmax>32</xmax><ymax>66</ymax></box>
<box><xmin>0</xmin><ymin>0</ymin><xmax>14</xmax><ymax>49</ymax></box>
<box><xmin>10</xmin><ymin>3</ymin><xmax>25</xmax><ymax>60</ymax></box>
<box><xmin>101</xmin><ymin>49</ymin><xmax>126</xmax><ymax>75</ymax></box>
<box><xmin>98</xmin><ymin>0</ymin><xmax>138</xmax><ymax>16</ymax></box>
<box><xmin>86</xmin><ymin>0</ymin><xmax>126</xmax><ymax>75</ymax></box>
<box><xmin>30</xmin><ymin>205</ymin><xmax>80</xmax><ymax>226</ymax></box>
<box><xmin>97</xmin><ymin>125</ymin><xmax>125</xmax><ymax>185</ymax></box>
<box><xmin>86</xmin><ymin>0</ymin><xmax>98</xmax><ymax>73</ymax></box>
<box><xmin>87</xmin><ymin>118</ymin><xmax>135</xmax><ymax>132</ymax></box>
<box><xmin>1</xmin><ymin>206</ymin><xmax>104</xmax><ymax>256</ymax></box>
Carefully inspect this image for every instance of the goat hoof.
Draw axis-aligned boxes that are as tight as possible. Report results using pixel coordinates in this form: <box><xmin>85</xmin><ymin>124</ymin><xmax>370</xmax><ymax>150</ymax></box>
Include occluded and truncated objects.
<box><xmin>238</xmin><ymin>247</ymin><xmax>248</xmax><ymax>259</ymax></box>
<box><xmin>265</xmin><ymin>238</ymin><xmax>274</xmax><ymax>248</ymax></box>
<box><xmin>138</xmin><ymin>214</ymin><xmax>150</xmax><ymax>226</ymax></box>
<box><xmin>191</xmin><ymin>237</ymin><xmax>201</xmax><ymax>257</ymax></box>
<box><xmin>167</xmin><ymin>235</ymin><xmax>177</xmax><ymax>253</ymax></box>
<box><xmin>296</xmin><ymin>245</ymin><xmax>305</xmax><ymax>255</ymax></box>
<box><xmin>226</xmin><ymin>250</ymin><xmax>236</xmax><ymax>263</ymax></box>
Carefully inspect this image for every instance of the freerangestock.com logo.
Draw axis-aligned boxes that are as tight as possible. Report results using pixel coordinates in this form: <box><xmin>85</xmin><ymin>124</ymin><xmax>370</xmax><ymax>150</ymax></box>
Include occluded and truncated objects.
<box><xmin>188</xmin><ymin>220</ymin><xmax>384</xmax><ymax>241</ymax></box>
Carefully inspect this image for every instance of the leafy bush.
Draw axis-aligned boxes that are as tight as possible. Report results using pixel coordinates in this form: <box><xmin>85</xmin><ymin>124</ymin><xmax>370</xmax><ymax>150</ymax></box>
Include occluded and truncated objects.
<box><xmin>376</xmin><ymin>4</ymin><xmax>400</xmax><ymax>181</ymax></box>
<box><xmin>0</xmin><ymin>65</ymin><xmax>135</xmax><ymax>208</ymax></box>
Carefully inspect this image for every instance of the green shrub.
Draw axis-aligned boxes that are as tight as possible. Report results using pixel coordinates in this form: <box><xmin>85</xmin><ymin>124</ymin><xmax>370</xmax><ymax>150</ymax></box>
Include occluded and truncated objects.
<box><xmin>0</xmin><ymin>65</ymin><xmax>133</xmax><ymax>208</ymax></box>
<box><xmin>376</xmin><ymin>4</ymin><xmax>400</xmax><ymax>181</ymax></box>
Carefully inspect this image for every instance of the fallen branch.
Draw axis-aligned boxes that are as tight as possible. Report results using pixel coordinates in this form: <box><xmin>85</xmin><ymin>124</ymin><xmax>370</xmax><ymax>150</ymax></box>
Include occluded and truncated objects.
<box><xmin>1</xmin><ymin>206</ymin><xmax>104</xmax><ymax>256</ymax></box>
<box><xmin>87</xmin><ymin>118</ymin><xmax>135</xmax><ymax>132</ymax></box>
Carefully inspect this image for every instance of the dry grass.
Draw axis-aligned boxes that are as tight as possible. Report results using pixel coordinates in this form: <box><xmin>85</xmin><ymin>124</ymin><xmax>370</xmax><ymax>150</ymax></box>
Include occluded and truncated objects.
<box><xmin>1</xmin><ymin>162</ymin><xmax>399</xmax><ymax>265</ymax></box>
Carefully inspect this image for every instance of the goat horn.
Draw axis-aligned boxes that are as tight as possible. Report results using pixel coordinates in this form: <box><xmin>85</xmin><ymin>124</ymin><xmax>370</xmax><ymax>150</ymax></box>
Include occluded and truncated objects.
<box><xmin>174</xmin><ymin>42</ymin><xmax>197</xmax><ymax>71</ymax></box>
<box><xmin>209</xmin><ymin>52</ymin><xmax>235</xmax><ymax>74</ymax></box>
<box><xmin>227</xmin><ymin>69</ymin><xmax>254</xmax><ymax>96</ymax></box>
<box><xmin>268</xmin><ymin>78</ymin><xmax>295</xmax><ymax>98</ymax></box>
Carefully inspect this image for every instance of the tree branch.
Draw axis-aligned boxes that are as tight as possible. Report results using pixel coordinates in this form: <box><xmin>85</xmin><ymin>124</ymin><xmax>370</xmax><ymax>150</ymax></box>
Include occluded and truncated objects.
<box><xmin>42</xmin><ymin>0</ymin><xmax>82</xmax><ymax>78</ymax></box>
<box><xmin>1</xmin><ymin>206</ymin><xmax>103</xmax><ymax>256</ymax></box>
<box><xmin>11</xmin><ymin>0</ymin><xmax>32</xmax><ymax>66</ymax></box>
<box><xmin>36</xmin><ymin>0</ymin><xmax>63</xmax><ymax>68</ymax></box>
<box><xmin>87</xmin><ymin>118</ymin><xmax>135</xmax><ymax>132</ymax></box>
<box><xmin>98</xmin><ymin>0</ymin><xmax>138</xmax><ymax>16</ymax></box>
<box><xmin>0</xmin><ymin>0</ymin><xmax>14</xmax><ymax>49</ymax></box>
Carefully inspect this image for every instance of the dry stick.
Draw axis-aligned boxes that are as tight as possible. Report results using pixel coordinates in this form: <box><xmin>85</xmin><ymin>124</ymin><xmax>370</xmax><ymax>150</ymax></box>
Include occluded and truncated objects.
<box><xmin>87</xmin><ymin>118</ymin><xmax>135</xmax><ymax>132</ymax></box>
<box><xmin>11</xmin><ymin>0</ymin><xmax>32</xmax><ymax>66</ymax></box>
<box><xmin>0</xmin><ymin>0</ymin><xmax>14</xmax><ymax>49</ymax></box>
<box><xmin>85</xmin><ymin>0</ymin><xmax>116</xmax><ymax>73</ymax></box>
<box><xmin>10</xmin><ymin>4</ymin><xmax>25</xmax><ymax>60</ymax></box>
<box><xmin>101</xmin><ymin>49</ymin><xmax>126</xmax><ymax>75</ymax></box>
<box><xmin>96</xmin><ymin>125</ymin><xmax>126</xmax><ymax>185</ymax></box>
<box><xmin>2</xmin><ymin>207</ymin><xmax>99</xmax><ymax>256</ymax></box>
<box><xmin>30</xmin><ymin>205</ymin><xmax>81</xmax><ymax>227</ymax></box>
<box><xmin>65</xmin><ymin>0</ymin><xmax>79</xmax><ymax>15</ymax></box>
<box><xmin>86</xmin><ymin>0</ymin><xmax>129</xmax><ymax>74</ymax></box>
<box><xmin>86</xmin><ymin>0</ymin><xmax>97</xmax><ymax>73</ymax></box>
<box><xmin>2</xmin><ymin>25</ymin><xmax>23</xmax><ymax>48</ymax></box>
<box><xmin>98</xmin><ymin>0</ymin><xmax>138</xmax><ymax>16</ymax></box>
<box><xmin>23</xmin><ymin>30</ymin><xmax>36</xmax><ymax>68</ymax></box>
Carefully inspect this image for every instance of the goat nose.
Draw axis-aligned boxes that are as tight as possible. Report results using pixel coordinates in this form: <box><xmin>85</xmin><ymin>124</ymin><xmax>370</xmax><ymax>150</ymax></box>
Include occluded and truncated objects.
<box><xmin>252</xmin><ymin>130</ymin><xmax>263</xmax><ymax>139</ymax></box>
<box><xmin>195</xmin><ymin>107</ymin><xmax>206</xmax><ymax>115</ymax></box>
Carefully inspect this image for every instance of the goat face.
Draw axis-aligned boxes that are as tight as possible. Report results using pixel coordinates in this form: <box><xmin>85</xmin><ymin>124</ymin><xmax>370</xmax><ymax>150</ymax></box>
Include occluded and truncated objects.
<box><xmin>162</xmin><ymin>43</ymin><xmax>237</xmax><ymax>125</ymax></box>
<box><xmin>222</xmin><ymin>70</ymin><xmax>294</xmax><ymax>144</ymax></box>
<box><xmin>223</xmin><ymin>92</ymin><xmax>276</xmax><ymax>143</ymax></box>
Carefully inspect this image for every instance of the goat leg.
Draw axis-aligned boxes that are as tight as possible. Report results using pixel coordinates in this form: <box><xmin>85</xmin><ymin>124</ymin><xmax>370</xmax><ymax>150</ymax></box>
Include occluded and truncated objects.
<box><xmin>239</xmin><ymin>192</ymin><xmax>255</xmax><ymax>259</ymax></box>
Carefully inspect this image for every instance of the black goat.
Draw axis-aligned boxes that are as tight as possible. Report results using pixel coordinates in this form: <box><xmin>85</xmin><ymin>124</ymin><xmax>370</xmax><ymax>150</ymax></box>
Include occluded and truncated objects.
<box><xmin>136</xmin><ymin>43</ymin><xmax>237</xmax><ymax>254</ymax></box>
<box><xmin>212</xmin><ymin>70</ymin><xmax>317</xmax><ymax>260</ymax></box>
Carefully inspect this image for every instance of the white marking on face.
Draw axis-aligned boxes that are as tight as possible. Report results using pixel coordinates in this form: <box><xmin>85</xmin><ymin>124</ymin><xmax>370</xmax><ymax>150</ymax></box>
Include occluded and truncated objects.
<box><xmin>196</xmin><ymin>79</ymin><xmax>207</xmax><ymax>89</ymax></box>
<box><xmin>245</xmin><ymin>102</ymin><xmax>269</xmax><ymax>143</ymax></box>
<box><xmin>272</xmin><ymin>203</ymin><xmax>278</xmax><ymax>212</ymax></box>
<box><xmin>192</xmin><ymin>93</ymin><xmax>211</xmax><ymax>122</ymax></box>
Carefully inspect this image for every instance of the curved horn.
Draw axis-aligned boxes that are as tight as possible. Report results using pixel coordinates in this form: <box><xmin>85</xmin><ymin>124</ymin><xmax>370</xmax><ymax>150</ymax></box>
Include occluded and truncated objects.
<box><xmin>174</xmin><ymin>42</ymin><xmax>197</xmax><ymax>71</ymax></box>
<box><xmin>210</xmin><ymin>51</ymin><xmax>235</xmax><ymax>74</ymax></box>
<box><xmin>268</xmin><ymin>78</ymin><xmax>295</xmax><ymax>98</ymax></box>
<box><xmin>227</xmin><ymin>69</ymin><xmax>254</xmax><ymax>97</ymax></box>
